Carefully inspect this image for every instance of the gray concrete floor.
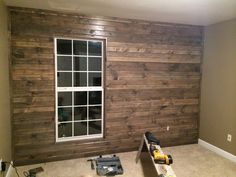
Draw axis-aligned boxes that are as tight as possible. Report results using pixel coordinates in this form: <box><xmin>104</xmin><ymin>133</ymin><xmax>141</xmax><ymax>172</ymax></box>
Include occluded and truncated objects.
<box><xmin>13</xmin><ymin>144</ymin><xmax>236</xmax><ymax>177</ymax></box>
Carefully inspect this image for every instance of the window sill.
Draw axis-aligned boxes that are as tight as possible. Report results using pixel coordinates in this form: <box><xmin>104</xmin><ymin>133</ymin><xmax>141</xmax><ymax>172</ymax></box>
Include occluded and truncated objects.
<box><xmin>55</xmin><ymin>135</ymin><xmax>104</xmax><ymax>144</ymax></box>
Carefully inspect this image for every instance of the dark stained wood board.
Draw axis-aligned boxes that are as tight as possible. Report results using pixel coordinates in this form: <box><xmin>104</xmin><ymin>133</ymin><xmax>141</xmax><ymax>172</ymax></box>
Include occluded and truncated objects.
<box><xmin>9</xmin><ymin>7</ymin><xmax>204</xmax><ymax>166</ymax></box>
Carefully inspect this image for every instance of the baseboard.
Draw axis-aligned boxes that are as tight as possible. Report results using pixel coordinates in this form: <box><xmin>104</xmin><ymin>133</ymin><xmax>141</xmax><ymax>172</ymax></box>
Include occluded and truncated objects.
<box><xmin>5</xmin><ymin>161</ymin><xmax>13</xmax><ymax>177</ymax></box>
<box><xmin>198</xmin><ymin>139</ymin><xmax>236</xmax><ymax>163</ymax></box>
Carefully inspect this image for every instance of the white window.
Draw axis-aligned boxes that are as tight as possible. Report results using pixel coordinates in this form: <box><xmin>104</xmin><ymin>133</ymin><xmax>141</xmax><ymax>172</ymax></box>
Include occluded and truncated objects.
<box><xmin>55</xmin><ymin>38</ymin><xmax>104</xmax><ymax>142</ymax></box>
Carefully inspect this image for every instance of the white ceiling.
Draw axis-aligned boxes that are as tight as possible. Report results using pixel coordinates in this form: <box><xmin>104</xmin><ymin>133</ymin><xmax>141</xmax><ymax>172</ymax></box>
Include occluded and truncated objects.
<box><xmin>4</xmin><ymin>0</ymin><xmax>236</xmax><ymax>26</ymax></box>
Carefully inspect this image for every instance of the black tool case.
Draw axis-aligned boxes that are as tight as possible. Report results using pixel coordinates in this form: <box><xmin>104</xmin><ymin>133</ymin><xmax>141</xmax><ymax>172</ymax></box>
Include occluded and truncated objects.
<box><xmin>95</xmin><ymin>155</ymin><xmax>124</xmax><ymax>176</ymax></box>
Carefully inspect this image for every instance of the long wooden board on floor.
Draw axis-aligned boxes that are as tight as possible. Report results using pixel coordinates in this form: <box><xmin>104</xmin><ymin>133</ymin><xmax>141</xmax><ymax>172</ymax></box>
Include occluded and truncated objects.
<box><xmin>136</xmin><ymin>135</ymin><xmax>176</xmax><ymax>177</ymax></box>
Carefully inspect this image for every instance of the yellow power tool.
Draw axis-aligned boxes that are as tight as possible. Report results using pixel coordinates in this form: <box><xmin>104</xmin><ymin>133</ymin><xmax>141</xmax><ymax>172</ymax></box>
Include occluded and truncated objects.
<box><xmin>150</xmin><ymin>144</ymin><xmax>173</xmax><ymax>165</ymax></box>
<box><xmin>145</xmin><ymin>131</ymin><xmax>173</xmax><ymax>165</ymax></box>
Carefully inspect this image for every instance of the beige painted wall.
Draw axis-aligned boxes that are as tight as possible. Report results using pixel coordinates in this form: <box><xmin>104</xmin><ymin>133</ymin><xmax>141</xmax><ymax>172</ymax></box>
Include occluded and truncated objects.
<box><xmin>0</xmin><ymin>0</ymin><xmax>11</xmax><ymax>162</ymax></box>
<box><xmin>200</xmin><ymin>19</ymin><xmax>236</xmax><ymax>155</ymax></box>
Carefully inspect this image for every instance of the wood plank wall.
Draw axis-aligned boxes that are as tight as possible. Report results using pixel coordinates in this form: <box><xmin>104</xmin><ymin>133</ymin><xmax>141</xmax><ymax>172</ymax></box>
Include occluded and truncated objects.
<box><xmin>9</xmin><ymin>7</ymin><xmax>203</xmax><ymax>165</ymax></box>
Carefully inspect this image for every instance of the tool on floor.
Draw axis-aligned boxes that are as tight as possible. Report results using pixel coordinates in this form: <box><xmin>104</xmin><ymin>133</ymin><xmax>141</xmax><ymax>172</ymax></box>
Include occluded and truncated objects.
<box><xmin>145</xmin><ymin>131</ymin><xmax>161</xmax><ymax>145</ymax></box>
<box><xmin>150</xmin><ymin>144</ymin><xmax>173</xmax><ymax>165</ymax></box>
<box><xmin>23</xmin><ymin>167</ymin><xmax>44</xmax><ymax>177</ymax></box>
<box><xmin>145</xmin><ymin>132</ymin><xmax>173</xmax><ymax>165</ymax></box>
<box><xmin>87</xmin><ymin>155</ymin><xmax>123</xmax><ymax>176</ymax></box>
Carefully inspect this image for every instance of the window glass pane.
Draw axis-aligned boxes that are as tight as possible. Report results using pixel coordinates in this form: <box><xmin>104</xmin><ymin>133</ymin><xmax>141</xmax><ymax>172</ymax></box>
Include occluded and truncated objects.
<box><xmin>74</xmin><ymin>107</ymin><xmax>87</xmax><ymax>120</ymax></box>
<box><xmin>89</xmin><ymin>73</ymin><xmax>101</xmax><ymax>86</ymax></box>
<box><xmin>74</xmin><ymin>73</ymin><xmax>87</xmax><ymax>87</ymax></box>
<box><xmin>57</xmin><ymin>72</ymin><xmax>72</xmax><ymax>87</ymax></box>
<box><xmin>74</xmin><ymin>91</ymin><xmax>87</xmax><ymax>105</ymax></box>
<box><xmin>89</xmin><ymin>57</ymin><xmax>101</xmax><ymax>71</ymax></box>
<box><xmin>73</xmin><ymin>40</ymin><xmax>87</xmax><ymax>55</ymax></box>
<box><xmin>74</xmin><ymin>57</ymin><xmax>87</xmax><ymax>71</ymax></box>
<box><xmin>58</xmin><ymin>123</ymin><xmax>72</xmax><ymax>138</ymax></box>
<box><xmin>58</xmin><ymin>107</ymin><xmax>72</xmax><ymax>122</ymax></box>
<box><xmin>74</xmin><ymin>122</ymin><xmax>87</xmax><ymax>136</ymax></box>
<box><xmin>89</xmin><ymin>121</ymin><xmax>101</xmax><ymax>134</ymax></box>
<box><xmin>89</xmin><ymin>106</ymin><xmax>101</xmax><ymax>120</ymax></box>
<box><xmin>57</xmin><ymin>39</ymin><xmax>72</xmax><ymax>55</ymax></box>
<box><xmin>88</xmin><ymin>41</ymin><xmax>102</xmax><ymax>56</ymax></box>
<box><xmin>56</xmin><ymin>38</ymin><xmax>104</xmax><ymax>141</ymax></box>
<box><xmin>58</xmin><ymin>92</ymin><xmax>72</xmax><ymax>106</ymax></box>
<box><xmin>57</xmin><ymin>56</ymin><xmax>72</xmax><ymax>71</ymax></box>
<box><xmin>89</xmin><ymin>91</ymin><xmax>101</xmax><ymax>105</ymax></box>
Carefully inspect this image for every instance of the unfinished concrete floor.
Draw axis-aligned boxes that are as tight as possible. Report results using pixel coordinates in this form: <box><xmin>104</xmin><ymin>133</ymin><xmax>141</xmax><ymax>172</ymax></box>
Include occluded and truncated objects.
<box><xmin>13</xmin><ymin>144</ymin><xmax>236</xmax><ymax>177</ymax></box>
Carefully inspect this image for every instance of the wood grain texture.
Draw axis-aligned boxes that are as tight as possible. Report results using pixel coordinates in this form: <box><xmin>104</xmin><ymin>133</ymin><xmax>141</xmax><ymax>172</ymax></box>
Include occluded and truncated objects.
<box><xmin>9</xmin><ymin>7</ymin><xmax>203</xmax><ymax>166</ymax></box>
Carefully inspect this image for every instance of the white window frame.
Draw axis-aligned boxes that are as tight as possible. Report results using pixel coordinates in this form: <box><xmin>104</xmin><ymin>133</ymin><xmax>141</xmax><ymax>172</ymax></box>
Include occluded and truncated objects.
<box><xmin>54</xmin><ymin>37</ymin><xmax>104</xmax><ymax>142</ymax></box>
